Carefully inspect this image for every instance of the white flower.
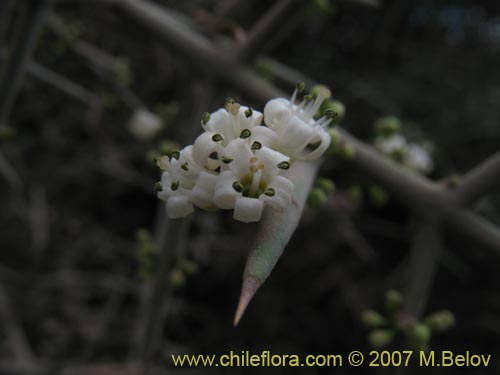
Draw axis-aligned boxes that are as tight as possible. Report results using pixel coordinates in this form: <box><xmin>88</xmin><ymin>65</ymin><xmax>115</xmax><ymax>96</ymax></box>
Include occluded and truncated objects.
<box><xmin>375</xmin><ymin>134</ymin><xmax>407</xmax><ymax>155</ymax></box>
<box><xmin>375</xmin><ymin>134</ymin><xmax>433</xmax><ymax>174</ymax></box>
<box><xmin>128</xmin><ymin>108</ymin><xmax>163</xmax><ymax>140</ymax></box>
<box><xmin>263</xmin><ymin>87</ymin><xmax>332</xmax><ymax>160</ymax></box>
<box><xmin>192</xmin><ymin>102</ymin><xmax>278</xmax><ymax>172</ymax></box>
<box><xmin>406</xmin><ymin>143</ymin><xmax>433</xmax><ymax>174</ymax></box>
<box><xmin>213</xmin><ymin>139</ymin><xmax>294</xmax><ymax>223</ymax></box>
<box><xmin>157</xmin><ymin>146</ymin><xmax>217</xmax><ymax>218</ymax></box>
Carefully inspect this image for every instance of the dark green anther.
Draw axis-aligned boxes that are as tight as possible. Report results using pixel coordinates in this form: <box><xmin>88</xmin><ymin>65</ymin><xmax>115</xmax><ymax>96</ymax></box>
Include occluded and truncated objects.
<box><xmin>225</xmin><ymin>97</ymin><xmax>235</xmax><ymax>106</ymax></box>
<box><xmin>303</xmin><ymin>94</ymin><xmax>313</xmax><ymax>102</ymax></box>
<box><xmin>240</xmin><ymin>129</ymin><xmax>251</xmax><ymax>139</ymax></box>
<box><xmin>277</xmin><ymin>161</ymin><xmax>290</xmax><ymax>170</ymax></box>
<box><xmin>264</xmin><ymin>188</ymin><xmax>275</xmax><ymax>197</ymax></box>
<box><xmin>244</xmin><ymin>107</ymin><xmax>253</xmax><ymax>118</ymax></box>
<box><xmin>251</xmin><ymin>141</ymin><xmax>262</xmax><ymax>150</ymax></box>
<box><xmin>154</xmin><ymin>182</ymin><xmax>163</xmax><ymax>191</ymax></box>
<box><xmin>222</xmin><ymin>156</ymin><xmax>233</xmax><ymax>164</ymax></box>
<box><xmin>323</xmin><ymin>108</ymin><xmax>338</xmax><ymax>119</ymax></box>
<box><xmin>181</xmin><ymin>162</ymin><xmax>189</xmax><ymax>171</ymax></box>
<box><xmin>201</xmin><ymin>112</ymin><xmax>211</xmax><ymax>125</ymax></box>
<box><xmin>232</xmin><ymin>181</ymin><xmax>243</xmax><ymax>193</ymax></box>
<box><xmin>209</xmin><ymin>151</ymin><xmax>218</xmax><ymax>160</ymax></box>
<box><xmin>171</xmin><ymin>181</ymin><xmax>179</xmax><ymax>191</ymax></box>
<box><xmin>212</xmin><ymin>133</ymin><xmax>224</xmax><ymax>142</ymax></box>
<box><xmin>170</xmin><ymin>150</ymin><xmax>180</xmax><ymax>160</ymax></box>
<box><xmin>296</xmin><ymin>81</ymin><xmax>306</xmax><ymax>93</ymax></box>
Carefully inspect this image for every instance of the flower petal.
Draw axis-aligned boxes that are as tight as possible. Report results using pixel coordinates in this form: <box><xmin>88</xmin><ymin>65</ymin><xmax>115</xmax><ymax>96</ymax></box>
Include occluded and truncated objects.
<box><xmin>261</xmin><ymin>175</ymin><xmax>294</xmax><ymax>211</ymax></box>
<box><xmin>263</xmin><ymin>98</ymin><xmax>291</xmax><ymax>132</ymax></box>
<box><xmin>255</xmin><ymin>146</ymin><xmax>289</xmax><ymax>179</ymax></box>
<box><xmin>166</xmin><ymin>195</ymin><xmax>194</xmax><ymax>218</ymax></box>
<box><xmin>190</xmin><ymin>171</ymin><xmax>217</xmax><ymax>209</ymax></box>
<box><xmin>222</xmin><ymin>139</ymin><xmax>252</xmax><ymax>176</ymax></box>
<box><xmin>299</xmin><ymin>127</ymin><xmax>331</xmax><ymax>161</ymax></box>
<box><xmin>214</xmin><ymin>170</ymin><xmax>240</xmax><ymax>209</ymax></box>
<box><xmin>234</xmin><ymin>196</ymin><xmax>264</xmax><ymax>223</ymax></box>
<box><xmin>192</xmin><ymin>132</ymin><xmax>221</xmax><ymax>170</ymax></box>
<box><xmin>250</xmin><ymin>126</ymin><xmax>279</xmax><ymax>149</ymax></box>
<box><xmin>279</xmin><ymin>116</ymin><xmax>315</xmax><ymax>149</ymax></box>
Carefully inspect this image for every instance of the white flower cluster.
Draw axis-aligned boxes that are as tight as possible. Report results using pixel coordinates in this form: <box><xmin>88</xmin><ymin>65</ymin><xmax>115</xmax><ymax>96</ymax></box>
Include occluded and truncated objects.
<box><xmin>375</xmin><ymin>134</ymin><xmax>433</xmax><ymax>174</ymax></box>
<box><xmin>156</xmin><ymin>86</ymin><xmax>335</xmax><ymax>223</ymax></box>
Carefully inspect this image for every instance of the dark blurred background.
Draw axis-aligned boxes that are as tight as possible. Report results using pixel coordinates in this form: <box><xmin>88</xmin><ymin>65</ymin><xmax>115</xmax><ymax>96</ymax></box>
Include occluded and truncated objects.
<box><xmin>0</xmin><ymin>0</ymin><xmax>500</xmax><ymax>374</ymax></box>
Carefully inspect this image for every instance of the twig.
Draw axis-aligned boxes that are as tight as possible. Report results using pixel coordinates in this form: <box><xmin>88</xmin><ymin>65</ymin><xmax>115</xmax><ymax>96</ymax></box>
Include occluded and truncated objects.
<box><xmin>237</xmin><ymin>0</ymin><xmax>300</xmax><ymax>62</ymax></box>
<box><xmin>403</xmin><ymin>219</ymin><xmax>442</xmax><ymax>317</ymax></box>
<box><xmin>0</xmin><ymin>283</ymin><xmax>39</xmax><ymax>371</ymax></box>
<box><xmin>0</xmin><ymin>152</ymin><xmax>23</xmax><ymax>190</ymax></box>
<box><xmin>0</xmin><ymin>0</ymin><xmax>51</xmax><ymax>126</ymax></box>
<box><xmin>454</xmin><ymin>150</ymin><xmax>500</xmax><ymax>206</ymax></box>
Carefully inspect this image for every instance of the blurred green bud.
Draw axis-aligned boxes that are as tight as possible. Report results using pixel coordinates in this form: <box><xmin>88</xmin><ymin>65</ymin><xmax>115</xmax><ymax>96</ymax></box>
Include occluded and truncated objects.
<box><xmin>327</xmin><ymin>128</ymin><xmax>341</xmax><ymax>154</ymax></box>
<box><xmin>308</xmin><ymin>187</ymin><xmax>328</xmax><ymax>207</ymax></box>
<box><xmin>312</xmin><ymin>0</ymin><xmax>335</xmax><ymax>15</ymax></box>
<box><xmin>311</xmin><ymin>84</ymin><xmax>330</xmax><ymax>99</ymax></box>
<box><xmin>385</xmin><ymin>290</ymin><xmax>402</xmax><ymax>311</ymax></box>
<box><xmin>168</xmin><ymin>269</ymin><xmax>186</xmax><ymax>289</ymax></box>
<box><xmin>254</xmin><ymin>60</ymin><xmax>276</xmax><ymax>82</ymax></box>
<box><xmin>136</xmin><ymin>228</ymin><xmax>151</xmax><ymax>243</ymax></box>
<box><xmin>405</xmin><ymin>323</ymin><xmax>431</xmax><ymax>350</ymax></box>
<box><xmin>442</xmin><ymin>174</ymin><xmax>461</xmax><ymax>189</ymax></box>
<box><xmin>369</xmin><ymin>185</ymin><xmax>389</xmax><ymax>207</ymax></box>
<box><xmin>159</xmin><ymin>140</ymin><xmax>181</xmax><ymax>156</ymax></box>
<box><xmin>375</xmin><ymin>116</ymin><xmax>401</xmax><ymax>137</ymax></box>
<box><xmin>179</xmin><ymin>259</ymin><xmax>199</xmax><ymax>275</ymax></box>
<box><xmin>425</xmin><ymin>310</ymin><xmax>455</xmax><ymax>333</ymax></box>
<box><xmin>322</xmin><ymin>100</ymin><xmax>345</xmax><ymax>124</ymax></box>
<box><xmin>340</xmin><ymin>143</ymin><xmax>355</xmax><ymax>159</ymax></box>
<box><xmin>315</xmin><ymin>177</ymin><xmax>335</xmax><ymax>194</ymax></box>
<box><xmin>113</xmin><ymin>57</ymin><xmax>133</xmax><ymax>86</ymax></box>
<box><xmin>369</xmin><ymin>329</ymin><xmax>395</xmax><ymax>349</ymax></box>
<box><xmin>361</xmin><ymin>310</ymin><xmax>386</xmax><ymax>328</ymax></box>
<box><xmin>0</xmin><ymin>126</ymin><xmax>16</xmax><ymax>141</ymax></box>
<box><xmin>346</xmin><ymin>185</ymin><xmax>363</xmax><ymax>204</ymax></box>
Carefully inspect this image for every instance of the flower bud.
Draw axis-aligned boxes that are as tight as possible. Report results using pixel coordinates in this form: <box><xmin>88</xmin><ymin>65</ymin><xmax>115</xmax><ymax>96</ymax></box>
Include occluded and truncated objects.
<box><xmin>315</xmin><ymin>177</ymin><xmax>335</xmax><ymax>194</ymax></box>
<box><xmin>168</xmin><ymin>269</ymin><xmax>186</xmax><ymax>288</ymax></box>
<box><xmin>375</xmin><ymin>116</ymin><xmax>401</xmax><ymax>137</ymax></box>
<box><xmin>369</xmin><ymin>184</ymin><xmax>389</xmax><ymax>207</ymax></box>
<box><xmin>405</xmin><ymin>323</ymin><xmax>431</xmax><ymax>350</ymax></box>
<box><xmin>425</xmin><ymin>310</ymin><xmax>455</xmax><ymax>333</ymax></box>
<box><xmin>322</xmin><ymin>100</ymin><xmax>345</xmax><ymax>124</ymax></box>
<box><xmin>369</xmin><ymin>329</ymin><xmax>395</xmax><ymax>349</ymax></box>
<box><xmin>340</xmin><ymin>143</ymin><xmax>355</xmax><ymax>159</ymax></box>
<box><xmin>385</xmin><ymin>290</ymin><xmax>402</xmax><ymax>311</ymax></box>
<box><xmin>308</xmin><ymin>187</ymin><xmax>328</xmax><ymax>207</ymax></box>
<box><xmin>361</xmin><ymin>310</ymin><xmax>386</xmax><ymax>328</ymax></box>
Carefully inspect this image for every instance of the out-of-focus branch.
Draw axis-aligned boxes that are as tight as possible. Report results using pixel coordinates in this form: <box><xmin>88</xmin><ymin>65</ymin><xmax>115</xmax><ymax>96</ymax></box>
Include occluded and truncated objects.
<box><xmin>0</xmin><ymin>0</ymin><xmax>51</xmax><ymax>126</ymax></box>
<box><xmin>454</xmin><ymin>150</ymin><xmax>500</xmax><ymax>206</ymax></box>
<box><xmin>403</xmin><ymin>219</ymin><xmax>442</xmax><ymax>317</ymax></box>
<box><xmin>0</xmin><ymin>283</ymin><xmax>39</xmax><ymax>371</ymax></box>
<box><xmin>111</xmin><ymin>0</ymin><xmax>500</xmax><ymax>256</ymax></box>
<box><xmin>237</xmin><ymin>0</ymin><xmax>301</xmax><ymax>62</ymax></box>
